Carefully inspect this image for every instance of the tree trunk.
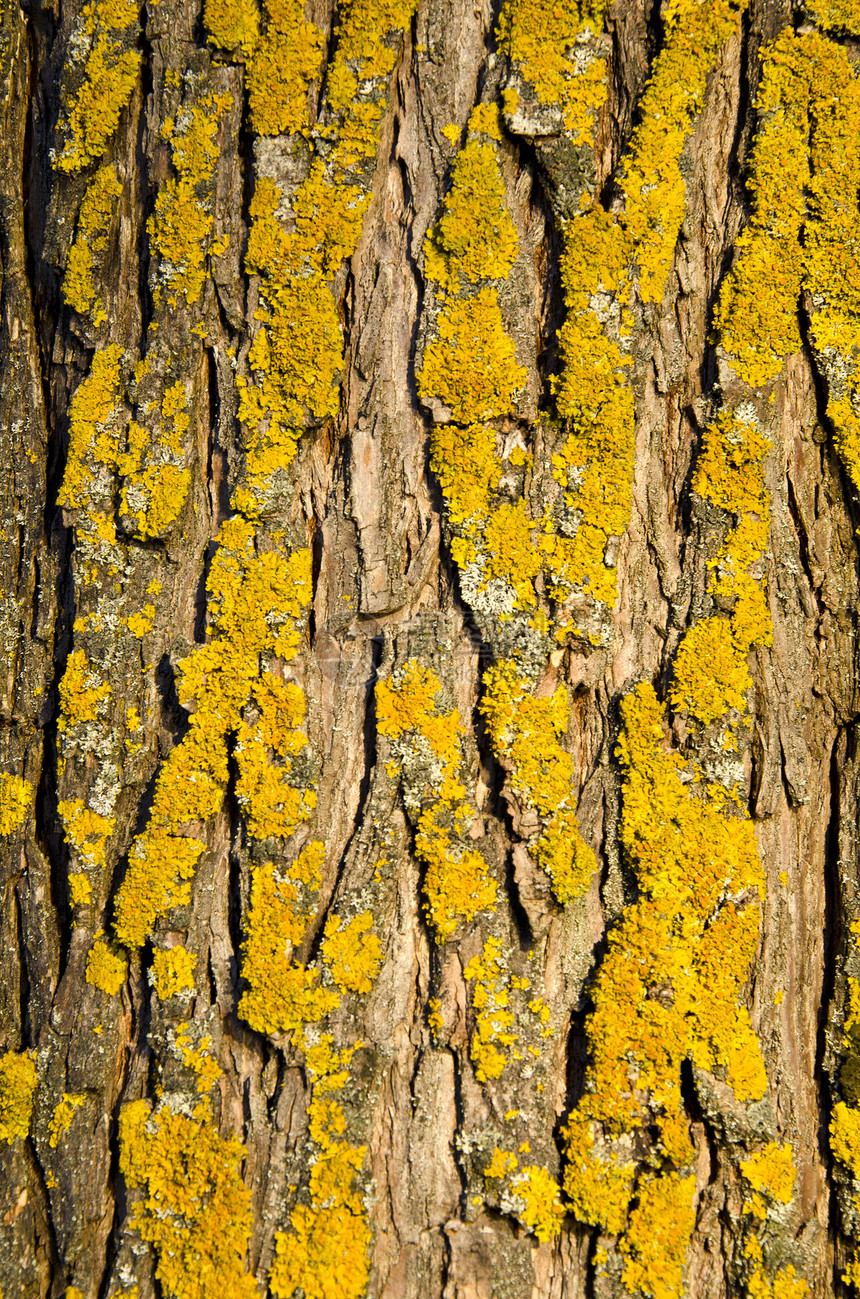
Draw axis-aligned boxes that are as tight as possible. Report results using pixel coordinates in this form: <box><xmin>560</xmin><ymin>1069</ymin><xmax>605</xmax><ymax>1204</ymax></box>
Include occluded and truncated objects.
<box><xmin>1</xmin><ymin>0</ymin><xmax>859</xmax><ymax>1294</ymax></box>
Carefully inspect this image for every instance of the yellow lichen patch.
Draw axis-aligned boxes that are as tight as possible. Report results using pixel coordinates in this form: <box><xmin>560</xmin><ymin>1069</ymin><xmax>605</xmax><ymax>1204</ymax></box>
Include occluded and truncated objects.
<box><xmin>58</xmin><ymin>652</ymin><xmax>112</xmax><ymax>731</ymax></box>
<box><xmin>151</xmin><ymin>945</ymin><xmax>197</xmax><ymax>999</ymax></box>
<box><xmin>424</xmin><ymin>107</ymin><xmax>519</xmax><ymax>293</ymax></box>
<box><xmin>672</xmin><ymin>407</ymin><xmax>772</xmax><ymax>726</ymax></box>
<box><xmin>64</xmin><ymin>164</ymin><xmax>123</xmax><ymax>326</ymax></box>
<box><xmin>831</xmin><ymin>1101</ymin><xmax>860</xmax><ymax>1179</ymax></box>
<box><xmin>376</xmin><ymin>661</ymin><xmax>498</xmax><ymax>939</ymax></box>
<box><xmin>0</xmin><ymin>1051</ymin><xmax>37</xmax><ymax>1144</ymax></box>
<box><xmin>562</xmin><ymin>682</ymin><xmax>767</xmax><ymax>1271</ymax></box>
<box><xmin>236</xmin><ymin>0</ymin><xmax>416</xmax><ymax>506</ymax></box>
<box><xmin>173</xmin><ymin>1026</ymin><xmax>222</xmax><ymax>1094</ymax></box>
<box><xmin>149</xmin><ymin>92</ymin><xmax>233</xmax><ymax>308</ymax></box>
<box><xmin>430</xmin><ymin>422</ymin><xmax>500</xmax><ymax>525</ymax></box>
<box><xmin>548</xmin><ymin>0</ymin><xmax>748</xmax><ymax>610</ymax></box>
<box><xmin>119</xmin><ymin>381</ymin><xmax>192</xmax><ymax>538</ymax></box>
<box><xmin>482</xmin><ymin>659</ymin><xmax>596</xmax><ymax>905</ymax></box>
<box><xmin>0</xmin><ymin>773</ymin><xmax>31</xmax><ymax>835</ymax></box>
<box><xmin>59</xmin><ymin>799</ymin><xmax>115</xmax><ymax>869</ymax></box>
<box><xmin>269</xmin><ymin>1037</ymin><xmax>371</xmax><ymax>1299</ymax></box>
<box><xmin>119</xmin><ymin>1099</ymin><xmax>257</xmax><ymax>1298</ymax></box>
<box><xmin>322</xmin><ymin>913</ymin><xmax>382</xmax><ymax>994</ymax></box>
<box><xmin>810</xmin><ymin>0</ymin><xmax>860</xmax><ymax>31</ymax></box>
<box><xmin>86</xmin><ymin>937</ymin><xmax>127</xmax><ymax>995</ymax></box>
<box><xmin>619</xmin><ymin>1175</ymin><xmax>696</xmax><ymax>1299</ymax></box>
<box><xmin>484</xmin><ymin>1147</ymin><xmax>565</xmax><ymax>1241</ymax></box>
<box><xmin>497</xmin><ymin>0</ymin><xmax>607</xmax><ymax>141</ymax></box>
<box><xmin>740</xmin><ymin>1142</ymin><xmax>796</xmax><ymax>1220</ymax></box>
<box><xmin>714</xmin><ymin>29</ymin><xmax>860</xmax><ymax>492</ymax></box>
<box><xmin>235</xmin><ymin>673</ymin><xmax>315</xmax><ymax>839</ymax></box>
<box><xmin>464</xmin><ymin>937</ymin><xmax>517</xmax><ymax>1081</ymax></box>
<box><xmin>417</xmin><ymin>289</ymin><xmax>526</xmax><ymax>425</ymax></box>
<box><xmin>57</xmin><ymin>344</ymin><xmax>126</xmax><ymax>541</ymax></box>
<box><xmin>55</xmin><ymin>0</ymin><xmax>141</xmax><ymax>173</ymax></box>
<box><xmin>114</xmin><ymin>519</ymin><xmax>313</xmax><ymax>947</ymax></box>
<box><xmin>561</xmin><ymin>1115</ymin><xmax>635</xmax><ymax>1235</ymax></box>
<box><xmin>238</xmin><ymin>842</ymin><xmax>337</xmax><ymax>1035</ymax></box>
<box><xmin>50</xmin><ymin>1093</ymin><xmax>86</xmax><ymax>1147</ymax></box>
<box><xmin>126</xmin><ymin>604</ymin><xmax>155</xmax><ymax>639</ymax></box>
<box><xmin>246</xmin><ymin>0</ymin><xmax>324</xmax><ymax>134</ymax></box>
<box><xmin>69</xmin><ymin>873</ymin><xmax>93</xmax><ymax>906</ymax></box>
<box><xmin>205</xmin><ymin>0</ymin><xmax>261</xmax><ymax>53</ymax></box>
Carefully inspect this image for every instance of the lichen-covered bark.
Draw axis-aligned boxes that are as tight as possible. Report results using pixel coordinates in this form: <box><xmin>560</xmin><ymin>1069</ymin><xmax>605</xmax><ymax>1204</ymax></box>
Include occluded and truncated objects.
<box><xmin>3</xmin><ymin>0</ymin><xmax>860</xmax><ymax>1295</ymax></box>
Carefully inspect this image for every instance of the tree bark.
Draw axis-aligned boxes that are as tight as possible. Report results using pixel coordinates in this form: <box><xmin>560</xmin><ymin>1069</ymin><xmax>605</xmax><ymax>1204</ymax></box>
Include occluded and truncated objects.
<box><xmin>1</xmin><ymin>0</ymin><xmax>859</xmax><ymax>1295</ymax></box>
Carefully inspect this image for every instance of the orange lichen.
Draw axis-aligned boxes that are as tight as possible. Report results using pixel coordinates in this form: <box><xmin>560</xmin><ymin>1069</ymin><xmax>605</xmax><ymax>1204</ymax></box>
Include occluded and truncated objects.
<box><xmin>322</xmin><ymin>913</ymin><xmax>382</xmax><ymax>994</ymax></box>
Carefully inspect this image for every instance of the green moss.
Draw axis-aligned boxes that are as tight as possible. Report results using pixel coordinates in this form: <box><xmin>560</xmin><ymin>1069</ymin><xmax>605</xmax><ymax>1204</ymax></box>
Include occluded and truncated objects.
<box><xmin>0</xmin><ymin>1051</ymin><xmax>37</xmax><ymax>1144</ymax></box>
<box><xmin>55</xmin><ymin>0</ymin><xmax>140</xmax><ymax>173</ymax></box>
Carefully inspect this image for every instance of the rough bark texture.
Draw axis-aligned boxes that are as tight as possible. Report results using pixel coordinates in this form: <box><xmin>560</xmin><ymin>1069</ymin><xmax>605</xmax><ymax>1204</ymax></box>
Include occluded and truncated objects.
<box><xmin>2</xmin><ymin>0</ymin><xmax>860</xmax><ymax>1295</ymax></box>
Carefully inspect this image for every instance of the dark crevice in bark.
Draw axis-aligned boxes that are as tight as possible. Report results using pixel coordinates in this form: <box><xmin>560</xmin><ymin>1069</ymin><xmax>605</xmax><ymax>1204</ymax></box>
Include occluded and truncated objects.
<box><xmin>786</xmin><ymin>468</ymin><xmax>823</xmax><ymax>615</ymax></box>
<box><xmin>14</xmin><ymin>885</ymin><xmax>31</xmax><ymax>1047</ymax></box>
<box><xmin>823</xmin><ymin>726</ymin><xmax>850</xmax><ymax>1296</ymax></box>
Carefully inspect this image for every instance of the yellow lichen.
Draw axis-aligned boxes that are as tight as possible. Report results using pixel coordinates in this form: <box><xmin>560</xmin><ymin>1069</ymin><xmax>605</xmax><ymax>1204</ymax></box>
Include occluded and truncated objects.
<box><xmin>148</xmin><ymin>92</ymin><xmax>233</xmax><ymax>308</ymax></box>
<box><xmin>620</xmin><ymin>1175</ymin><xmax>696</xmax><ymax>1299</ymax></box>
<box><xmin>376</xmin><ymin>661</ymin><xmax>497</xmax><ymax>939</ymax></box>
<box><xmin>0</xmin><ymin>1051</ymin><xmax>37</xmax><ymax>1144</ymax></box>
<box><xmin>322</xmin><ymin>913</ymin><xmax>382</xmax><ymax>995</ymax></box>
<box><xmin>85</xmin><ymin>937</ymin><xmax>127</xmax><ymax>996</ymax></box>
<box><xmin>0</xmin><ymin>773</ymin><xmax>31</xmax><ymax>835</ymax></box>
<box><xmin>497</xmin><ymin>0</ymin><xmax>607</xmax><ymax>141</ymax></box>
<box><xmin>464</xmin><ymin>937</ymin><xmax>517</xmax><ymax>1081</ymax></box>
<box><xmin>562</xmin><ymin>682</ymin><xmax>767</xmax><ymax>1275</ymax></box>
<box><xmin>114</xmin><ymin>519</ymin><xmax>312</xmax><ymax>946</ymax></box>
<box><xmin>269</xmin><ymin>1036</ymin><xmax>371</xmax><ymax>1299</ymax></box>
<box><xmin>64</xmin><ymin>164</ymin><xmax>123</xmax><ymax>326</ymax></box>
<box><xmin>55</xmin><ymin>0</ymin><xmax>141</xmax><ymax>173</ymax></box>
<box><xmin>50</xmin><ymin>1093</ymin><xmax>86</xmax><ymax>1147</ymax></box>
<box><xmin>151</xmin><ymin>945</ymin><xmax>197</xmax><ymax>999</ymax></box>
<box><xmin>119</xmin><ymin>1098</ymin><xmax>257</xmax><ymax>1298</ymax></box>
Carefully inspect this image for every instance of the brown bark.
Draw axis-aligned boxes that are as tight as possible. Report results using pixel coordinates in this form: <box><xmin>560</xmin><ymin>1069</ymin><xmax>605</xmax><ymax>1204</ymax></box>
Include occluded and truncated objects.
<box><xmin>0</xmin><ymin>0</ymin><xmax>858</xmax><ymax>1295</ymax></box>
